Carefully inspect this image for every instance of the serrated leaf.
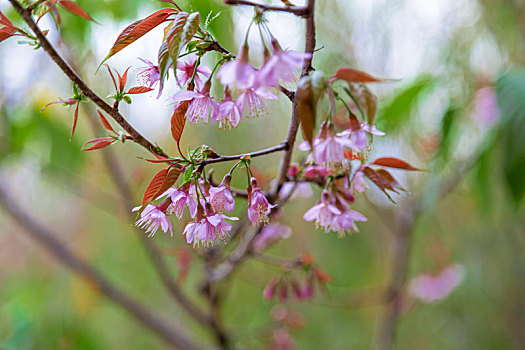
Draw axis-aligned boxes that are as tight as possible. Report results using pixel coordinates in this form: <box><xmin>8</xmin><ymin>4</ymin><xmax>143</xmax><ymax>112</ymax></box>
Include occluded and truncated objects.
<box><xmin>104</xmin><ymin>64</ymin><xmax>118</xmax><ymax>91</ymax></box>
<box><xmin>100</xmin><ymin>8</ymin><xmax>177</xmax><ymax>66</ymax></box>
<box><xmin>363</xmin><ymin>166</ymin><xmax>402</xmax><ymax>202</ymax></box>
<box><xmin>171</xmin><ymin>101</ymin><xmax>188</xmax><ymax>144</ymax></box>
<box><xmin>82</xmin><ymin>139</ymin><xmax>114</xmax><ymax>151</ymax></box>
<box><xmin>127</xmin><ymin>86</ymin><xmax>154</xmax><ymax>94</ymax></box>
<box><xmin>142</xmin><ymin>168</ymin><xmax>169</xmax><ymax>205</ymax></box>
<box><xmin>58</xmin><ymin>0</ymin><xmax>95</xmax><ymax>22</ymax></box>
<box><xmin>372</xmin><ymin>157</ymin><xmax>420</xmax><ymax>171</ymax></box>
<box><xmin>154</xmin><ymin>168</ymin><xmax>181</xmax><ymax>200</ymax></box>
<box><xmin>158</xmin><ymin>41</ymin><xmax>171</xmax><ymax>93</ymax></box>
<box><xmin>118</xmin><ymin>67</ymin><xmax>130</xmax><ymax>92</ymax></box>
<box><xmin>70</xmin><ymin>101</ymin><xmax>80</xmax><ymax>141</ymax></box>
<box><xmin>0</xmin><ymin>26</ymin><xmax>16</xmax><ymax>43</ymax></box>
<box><xmin>166</xmin><ymin>12</ymin><xmax>189</xmax><ymax>62</ymax></box>
<box><xmin>180</xmin><ymin>12</ymin><xmax>200</xmax><ymax>55</ymax></box>
<box><xmin>333</xmin><ymin>67</ymin><xmax>388</xmax><ymax>84</ymax></box>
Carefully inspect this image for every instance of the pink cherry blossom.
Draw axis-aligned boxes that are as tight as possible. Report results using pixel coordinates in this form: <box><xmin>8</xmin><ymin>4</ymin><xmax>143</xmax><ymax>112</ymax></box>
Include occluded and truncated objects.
<box><xmin>329</xmin><ymin>208</ymin><xmax>367</xmax><ymax>236</ymax></box>
<box><xmin>248</xmin><ymin>177</ymin><xmax>276</xmax><ymax>225</ymax></box>
<box><xmin>278</xmin><ymin>182</ymin><xmax>313</xmax><ymax>201</ymax></box>
<box><xmin>303</xmin><ymin>165</ymin><xmax>329</xmax><ymax>179</ymax></box>
<box><xmin>133</xmin><ymin>204</ymin><xmax>172</xmax><ymax>237</ymax></box>
<box><xmin>350</xmin><ymin>170</ymin><xmax>367</xmax><ymax>194</ymax></box>
<box><xmin>253</xmin><ymin>223</ymin><xmax>292</xmax><ymax>251</ymax></box>
<box><xmin>183</xmin><ymin>206</ymin><xmax>239</xmax><ymax>247</ymax></box>
<box><xmin>160</xmin><ymin>185</ymin><xmax>197</xmax><ymax>218</ymax></box>
<box><xmin>216</xmin><ymin>45</ymin><xmax>256</xmax><ymax>91</ymax></box>
<box><xmin>137</xmin><ymin>58</ymin><xmax>160</xmax><ymax>89</ymax></box>
<box><xmin>237</xmin><ymin>86</ymin><xmax>278</xmax><ymax>119</ymax></box>
<box><xmin>176</xmin><ymin>53</ymin><xmax>212</xmax><ymax>91</ymax></box>
<box><xmin>171</xmin><ymin>89</ymin><xmax>218</xmax><ymax>124</ymax></box>
<box><xmin>298</xmin><ymin>123</ymin><xmax>355</xmax><ymax>165</ymax></box>
<box><xmin>408</xmin><ymin>264</ymin><xmax>464</xmax><ymax>303</ymax></box>
<box><xmin>259</xmin><ymin>39</ymin><xmax>311</xmax><ymax>87</ymax></box>
<box><xmin>337</xmin><ymin>123</ymin><xmax>385</xmax><ymax>152</ymax></box>
<box><xmin>212</xmin><ymin>98</ymin><xmax>243</xmax><ymax>129</ymax></box>
<box><xmin>303</xmin><ymin>190</ymin><xmax>341</xmax><ymax>232</ymax></box>
<box><xmin>209</xmin><ymin>174</ymin><xmax>235</xmax><ymax>213</ymax></box>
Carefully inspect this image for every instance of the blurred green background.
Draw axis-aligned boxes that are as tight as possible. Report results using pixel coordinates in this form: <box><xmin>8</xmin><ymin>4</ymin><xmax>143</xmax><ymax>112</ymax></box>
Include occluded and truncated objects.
<box><xmin>1</xmin><ymin>0</ymin><xmax>525</xmax><ymax>349</ymax></box>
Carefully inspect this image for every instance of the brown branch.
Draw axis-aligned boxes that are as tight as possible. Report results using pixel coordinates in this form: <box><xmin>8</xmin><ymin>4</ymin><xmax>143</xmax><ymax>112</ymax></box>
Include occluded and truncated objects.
<box><xmin>8</xmin><ymin>0</ymin><xmax>168</xmax><ymax>159</ymax></box>
<box><xmin>271</xmin><ymin>0</ymin><xmax>316</xmax><ymax>199</ymax></box>
<box><xmin>0</xmin><ymin>186</ymin><xmax>204</xmax><ymax>350</ymax></box>
<box><xmin>202</xmin><ymin>142</ymin><xmax>287</xmax><ymax>166</ymax></box>
<box><xmin>223</xmin><ymin>0</ymin><xmax>309</xmax><ymax>17</ymax></box>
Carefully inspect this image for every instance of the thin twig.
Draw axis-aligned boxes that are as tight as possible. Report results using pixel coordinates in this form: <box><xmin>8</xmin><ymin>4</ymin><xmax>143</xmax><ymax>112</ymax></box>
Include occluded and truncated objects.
<box><xmin>223</xmin><ymin>0</ymin><xmax>309</xmax><ymax>17</ymax></box>
<box><xmin>8</xmin><ymin>0</ymin><xmax>168</xmax><ymax>158</ymax></box>
<box><xmin>202</xmin><ymin>142</ymin><xmax>287</xmax><ymax>166</ymax></box>
<box><xmin>0</xmin><ymin>186</ymin><xmax>205</xmax><ymax>350</ymax></box>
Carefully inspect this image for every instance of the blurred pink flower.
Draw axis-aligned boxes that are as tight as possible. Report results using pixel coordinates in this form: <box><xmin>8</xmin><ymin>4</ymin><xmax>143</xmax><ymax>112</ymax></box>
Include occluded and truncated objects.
<box><xmin>248</xmin><ymin>177</ymin><xmax>276</xmax><ymax>225</ymax></box>
<box><xmin>303</xmin><ymin>190</ymin><xmax>341</xmax><ymax>232</ymax></box>
<box><xmin>330</xmin><ymin>208</ymin><xmax>367</xmax><ymax>236</ymax></box>
<box><xmin>253</xmin><ymin>223</ymin><xmax>292</xmax><ymax>251</ymax></box>
<box><xmin>303</xmin><ymin>165</ymin><xmax>329</xmax><ymax>179</ymax></box>
<box><xmin>216</xmin><ymin>45</ymin><xmax>256</xmax><ymax>91</ymax></box>
<box><xmin>408</xmin><ymin>264</ymin><xmax>464</xmax><ymax>303</ymax></box>
<box><xmin>183</xmin><ymin>211</ymin><xmax>239</xmax><ymax>247</ymax></box>
<box><xmin>176</xmin><ymin>53</ymin><xmax>211</xmax><ymax>91</ymax></box>
<box><xmin>350</xmin><ymin>170</ymin><xmax>367</xmax><ymax>194</ymax></box>
<box><xmin>278</xmin><ymin>182</ymin><xmax>313</xmax><ymax>200</ymax></box>
<box><xmin>209</xmin><ymin>174</ymin><xmax>235</xmax><ymax>213</ymax></box>
<box><xmin>473</xmin><ymin>86</ymin><xmax>500</xmax><ymax>128</ymax></box>
<box><xmin>171</xmin><ymin>90</ymin><xmax>218</xmax><ymax>124</ymax></box>
<box><xmin>259</xmin><ymin>39</ymin><xmax>311</xmax><ymax>87</ymax></box>
<box><xmin>133</xmin><ymin>204</ymin><xmax>172</xmax><ymax>237</ymax></box>
<box><xmin>213</xmin><ymin>98</ymin><xmax>243</xmax><ymax>128</ymax></box>
<box><xmin>337</xmin><ymin>123</ymin><xmax>385</xmax><ymax>152</ymax></box>
<box><xmin>237</xmin><ymin>86</ymin><xmax>278</xmax><ymax>119</ymax></box>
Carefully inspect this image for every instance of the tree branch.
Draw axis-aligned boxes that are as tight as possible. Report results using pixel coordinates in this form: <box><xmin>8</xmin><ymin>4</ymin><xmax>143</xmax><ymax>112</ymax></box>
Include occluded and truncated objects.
<box><xmin>202</xmin><ymin>142</ymin><xmax>287</xmax><ymax>166</ymax></box>
<box><xmin>0</xmin><ymin>186</ymin><xmax>205</xmax><ymax>350</ymax></box>
<box><xmin>8</xmin><ymin>0</ymin><xmax>168</xmax><ymax>158</ymax></box>
<box><xmin>223</xmin><ymin>0</ymin><xmax>309</xmax><ymax>17</ymax></box>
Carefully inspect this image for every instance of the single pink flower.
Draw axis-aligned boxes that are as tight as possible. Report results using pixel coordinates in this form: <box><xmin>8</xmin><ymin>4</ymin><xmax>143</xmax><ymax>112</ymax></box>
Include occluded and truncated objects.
<box><xmin>303</xmin><ymin>165</ymin><xmax>329</xmax><ymax>179</ymax></box>
<box><xmin>253</xmin><ymin>223</ymin><xmax>292</xmax><ymax>251</ymax></box>
<box><xmin>248</xmin><ymin>177</ymin><xmax>276</xmax><ymax>225</ymax></box>
<box><xmin>183</xmin><ymin>206</ymin><xmax>238</xmax><ymax>247</ymax></box>
<box><xmin>408</xmin><ymin>264</ymin><xmax>464</xmax><ymax>303</ymax></box>
<box><xmin>137</xmin><ymin>58</ymin><xmax>160</xmax><ymax>88</ymax></box>
<box><xmin>171</xmin><ymin>88</ymin><xmax>218</xmax><ymax>124</ymax></box>
<box><xmin>303</xmin><ymin>190</ymin><xmax>341</xmax><ymax>232</ymax></box>
<box><xmin>337</xmin><ymin>123</ymin><xmax>385</xmax><ymax>152</ymax></box>
<box><xmin>160</xmin><ymin>185</ymin><xmax>197</xmax><ymax>218</ymax></box>
<box><xmin>176</xmin><ymin>53</ymin><xmax>212</xmax><ymax>91</ymax></box>
<box><xmin>298</xmin><ymin>123</ymin><xmax>355</xmax><ymax>165</ymax></box>
<box><xmin>237</xmin><ymin>86</ymin><xmax>278</xmax><ymax>119</ymax></box>
<box><xmin>212</xmin><ymin>98</ymin><xmax>243</xmax><ymax>129</ymax></box>
<box><xmin>209</xmin><ymin>174</ymin><xmax>235</xmax><ymax>213</ymax></box>
<box><xmin>216</xmin><ymin>44</ymin><xmax>256</xmax><ymax>91</ymax></box>
<box><xmin>259</xmin><ymin>39</ymin><xmax>311</xmax><ymax>87</ymax></box>
<box><xmin>330</xmin><ymin>208</ymin><xmax>367</xmax><ymax>236</ymax></box>
<box><xmin>133</xmin><ymin>204</ymin><xmax>173</xmax><ymax>237</ymax></box>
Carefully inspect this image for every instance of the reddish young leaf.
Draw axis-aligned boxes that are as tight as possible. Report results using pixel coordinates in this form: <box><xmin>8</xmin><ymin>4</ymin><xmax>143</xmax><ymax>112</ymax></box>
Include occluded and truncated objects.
<box><xmin>127</xmin><ymin>86</ymin><xmax>154</xmax><ymax>94</ymax></box>
<box><xmin>117</xmin><ymin>67</ymin><xmax>130</xmax><ymax>92</ymax></box>
<box><xmin>343</xmin><ymin>149</ymin><xmax>361</xmax><ymax>160</ymax></box>
<box><xmin>142</xmin><ymin>168</ymin><xmax>169</xmax><ymax>205</ymax></box>
<box><xmin>82</xmin><ymin>139</ymin><xmax>115</xmax><ymax>151</ymax></box>
<box><xmin>333</xmin><ymin>67</ymin><xmax>387</xmax><ymax>84</ymax></box>
<box><xmin>83</xmin><ymin>137</ymin><xmax>115</xmax><ymax>145</ymax></box>
<box><xmin>0</xmin><ymin>27</ymin><xmax>16</xmax><ymax>43</ymax></box>
<box><xmin>363</xmin><ymin>166</ymin><xmax>399</xmax><ymax>201</ymax></box>
<box><xmin>104</xmin><ymin>64</ymin><xmax>118</xmax><ymax>91</ymax></box>
<box><xmin>58</xmin><ymin>1</ymin><xmax>95</xmax><ymax>22</ymax></box>
<box><xmin>171</xmin><ymin>101</ymin><xmax>188</xmax><ymax>144</ymax></box>
<box><xmin>97</xmin><ymin>110</ymin><xmax>115</xmax><ymax>133</ymax></box>
<box><xmin>41</xmin><ymin>98</ymin><xmax>77</xmax><ymax>111</ymax></box>
<box><xmin>376</xmin><ymin>169</ymin><xmax>405</xmax><ymax>192</ymax></box>
<box><xmin>372</xmin><ymin>157</ymin><xmax>420</xmax><ymax>171</ymax></box>
<box><xmin>101</xmin><ymin>8</ymin><xmax>177</xmax><ymax>65</ymax></box>
<box><xmin>153</xmin><ymin>167</ymin><xmax>181</xmax><ymax>200</ymax></box>
<box><xmin>0</xmin><ymin>11</ymin><xmax>14</xmax><ymax>27</ymax></box>
<box><xmin>145</xmin><ymin>158</ymin><xmax>177</xmax><ymax>164</ymax></box>
<box><xmin>70</xmin><ymin>101</ymin><xmax>80</xmax><ymax>141</ymax></box>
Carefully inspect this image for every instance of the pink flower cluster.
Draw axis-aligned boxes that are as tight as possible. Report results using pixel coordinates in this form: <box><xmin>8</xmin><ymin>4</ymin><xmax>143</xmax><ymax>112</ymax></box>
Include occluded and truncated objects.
<box><xmin>133</xmin><ymin>174</ymin><xmax>276</xmax><ymax>246</ymax></box>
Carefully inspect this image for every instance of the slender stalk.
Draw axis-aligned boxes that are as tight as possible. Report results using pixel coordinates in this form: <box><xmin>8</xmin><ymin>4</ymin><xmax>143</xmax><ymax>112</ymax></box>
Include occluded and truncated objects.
<box><xmin>201</xmin><ymin>142</ymin><xmax>287</xmax><ymax>166</ymax></box>
<box><xmin>223</xmin><ymin>0</ymin><xmax>310</xmax><ymax>17</ymax></box>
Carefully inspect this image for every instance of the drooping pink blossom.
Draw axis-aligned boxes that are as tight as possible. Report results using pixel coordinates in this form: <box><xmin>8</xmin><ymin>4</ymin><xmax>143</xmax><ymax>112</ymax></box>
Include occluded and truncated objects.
<box><xmin>216</xmin><ymin>44</ymin><xmax>256</xmax><ymax>91</ymax></box>
<box><xmin>259</xmin><ymin>39</ymin><xmax>311</xmax><ymax>87</ymax></box>
<box><xmin>209</xmin><ymin>174</ymin><xmax>235</xmax><ymax>213</ymax></box>
<box><xmin>160</xmin><ymin>185</ymin><xmax>197</xmax><ymax>218</ymax></box>
<box><xmin>237</xmin><ymin>86</ymin><xmax>278</xmax><ymax>119</ymax></box>
<box><xmin>278</xmin><ymin>182</ymin><xmax>313</xmax><ymax>201</ymax></box>
<box><xmin>298</xmin><ymin>123</ymin><xmax>355</xmax><ymax>165</ymax></box>
<box><xmin>171</xmin><ymin>88</ymin><xmax>218</xmax><ymax>124</ymax></box>
<box><xmin>183</xmin><ymin>206</ymin><xmax>238</xmax><ymax>247</ymax></box>
<box><xmin>248</xmin><ymin>177</ymin><xmax>276</xmax><ymax>225</ymax></box>
<box><xmin>302</xmin><ymin>190</ymin><xmax>341</xmax><ymax>232</ymax></box>
<box><xmin>212</xmin><ymin>97</ymin><xmax>243</xmax><ymax>129</ymax></box>
<box><xmin>133</xmin><ymin>204</ymin><xmax>172</xmax><ymax>237</ymax></box>
<box><xmin>408</xmin><ymin>264</ymin><xmax>464</xmax><ymax>303</ymax></box>
<box><xmin>176</xmin><ymin>53</ymin><xmax>211</xmax><ymax>91</ymax></box>
<box><xmin>253</xmin><ymin>223</ymin><xmax>292</xmax><ymax>251</ymax></box>
<box><xmin>337</xmin><ymin>123</ymin><xmax>385</xmax><ymax>152</ymax></box>
<box><xmin>137</xmin><ymin>58</ymin><xmax>160</xmax><ymax>88</ymax></box>
<box><xmin>330</xmin><ymin>207</ymin><xmax>367</xmax><ymax>236</ymax></box>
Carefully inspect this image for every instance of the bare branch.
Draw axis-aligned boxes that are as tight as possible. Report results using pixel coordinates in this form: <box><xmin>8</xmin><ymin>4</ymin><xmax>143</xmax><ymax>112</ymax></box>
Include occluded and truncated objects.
<box><xmin>202</xmin><ymin>142</ymin><xmax>287</xmax><ymax>166</ymax></box>
<box><xmin>223</xmin><ymin>0</ymin><xmax>309</xmax><ymax>17</ymax></box>
<box><xmin>0</xmin><ymin>186</ymin><xmax>205</xmax><ymax>350</ymax></box>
